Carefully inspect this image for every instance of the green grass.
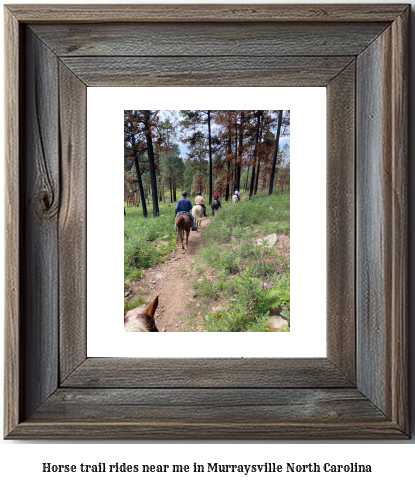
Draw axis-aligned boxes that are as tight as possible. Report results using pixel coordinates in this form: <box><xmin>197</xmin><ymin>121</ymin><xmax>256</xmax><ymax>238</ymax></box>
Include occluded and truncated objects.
<box><xmin>124</xmin><ymin>189</ymin><xmax>290</xmax><ymax>333</ymax></box>
<box><xmin>201</xmin><ymin>189</ymin><xmax>290</xmax><ymax>243</ymax></box>
<box><xmin>124</xmin><ymin>199</ymin><xmax>177</xmax><ymax>278</ymax></box>
<box><xmin>124</xmin><ymin>295</ymin><xmax>146</xmax><ymax>313</ymax></box>
<box><xmin>186</xmin><ymin>190</ymin><xmax>290</xmax><ymax>332</ymax></box>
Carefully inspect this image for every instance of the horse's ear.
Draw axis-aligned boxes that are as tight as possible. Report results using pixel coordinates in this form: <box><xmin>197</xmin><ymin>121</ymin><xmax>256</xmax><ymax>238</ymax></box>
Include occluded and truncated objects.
<box><xmin>144</xmin><ymin>294</ymin><xmax>159</xmax><ymax>319</ymax></box>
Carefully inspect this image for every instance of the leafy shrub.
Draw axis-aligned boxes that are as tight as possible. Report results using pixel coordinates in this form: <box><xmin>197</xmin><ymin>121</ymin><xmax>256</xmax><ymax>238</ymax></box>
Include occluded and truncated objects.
<box><xmin>124</xmin><ymin>206</ymin><xmax>176</xmax><ymax>277</ymax></box>
<box><xmin>189</xmin><ymin>191</ymin><xmax>290</xmax><ymax>332</ymax></box>
<box><xmin>201</xmin><ymin>190</ymin><xmax>290</xmax><ymax>245</ymax></box>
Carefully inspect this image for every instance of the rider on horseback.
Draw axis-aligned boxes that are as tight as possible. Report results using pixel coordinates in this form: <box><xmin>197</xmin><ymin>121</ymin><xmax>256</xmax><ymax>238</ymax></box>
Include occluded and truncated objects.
<box><xmin>195</xmin><ymin>191</ymin><xmax>207</xmax><ymax>217</ymax></box>
<box><xmin>174</xmin><ymin>191</ymin><xmax>197</xmax><ymax>231</ymax></box>
<box><xmin>213</xmin><ymin>190</ymin><xmax>222</xmax><ymax>208</ymax></box>
<box><xmin>234</xmin><ymin>189</ymin><xmax>240</xmax><ymax>201</ymax></box>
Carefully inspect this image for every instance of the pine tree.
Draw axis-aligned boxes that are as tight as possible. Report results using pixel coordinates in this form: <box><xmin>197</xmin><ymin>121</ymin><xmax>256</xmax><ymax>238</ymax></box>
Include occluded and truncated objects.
<box><xmin>123</xmin><ymin>110</ymin><xmax>161</xmax><ymax>217</ymax></box>
<box><xmin>249</xmin><ymin>111</ymin><xmax>262</xmax><ymax>198</ymax></box>
<box><xmin>160</xmin><ymin>144</ymin><xmax>185</xmax><ymax>203</ymax></box>
<box><xmin>124</xmin><ymin>110</ymin><xmax>148</xmax><ymax>217</ymax></box>
<box><xmin>180</xmin><ymin>110</ymin><xmax>214</xmax><ymax>203</ymax></box>
<box><xmin>269</xmin><ymin>110</ymin><xmax>290</xmax><ymax>195</ymax></box>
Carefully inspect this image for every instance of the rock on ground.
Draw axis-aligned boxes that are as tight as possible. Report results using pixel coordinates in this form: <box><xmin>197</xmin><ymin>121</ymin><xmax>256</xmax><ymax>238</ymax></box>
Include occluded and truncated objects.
<box><xmin>212</xmin><ymin>305</ymin><xmax>228</xmax><ymax>312</ymax></box>
<box><xmin>256</xmin><ymin>233</ymin><xmax>278</xmax><ymax>247</ymax></box>
<box><xmin>269</xmin><ymin>315</ymin><xmax>289</xmax><ymax>332</ymax></box>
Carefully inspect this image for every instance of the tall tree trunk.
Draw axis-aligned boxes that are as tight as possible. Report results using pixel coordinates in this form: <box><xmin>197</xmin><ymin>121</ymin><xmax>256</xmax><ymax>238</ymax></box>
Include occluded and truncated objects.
<box><xmin>159</xmin><ymin>175</ymin><xmax>163</xmax><ymax>202</ymax></box>
<box><xmin>254</xmin><ymin>124</ymin><xmax>264</xmax><ymax>195</ymax></box>
<box><xmin>249</xmin><ymin>111</ymin><xmax>261</xmax><ymax>198</ymax></box>
<box><xmin>131</xmin><ymin>131</ymin><xmax>147</xmax><ymax>217</ymax></box>
<box><xmin>245</xmin><ymin>166</ymin><xmax>250</xmax><ymax>191</ymax></box>
<box><xmin>249</xmin><ymin>163</ymin><xmax>256</xmax><ymax>197</ymax></box>
<box><xmin>261</xmin><ymin>170</ymin><xmax>267</xmax><ymax>191</ymax></box>
<box><xmin>207</xmin><ymin>110</ymin><xmax>213</xmax><ymax>204</ymax></box>
<box><xmin>254</xmin><ymin>161</ymin><xmax>260</xmax><ymax>195</ymax></box>
<box><xmin>173</xmin><ymin>183</ymin><xmax>176</xmax><ymax>202</ymax></box>
<box><xmin>233</xmin><ymin>129</ymin><xmax>238</xmax><ymax>193</ymax></box>
<box><xmin>143</xmin><ymin>111</ymin><xmax>159</xmax><ymax>217</ymax></box>
<box><xmin>225</xmin><ymin>136</ymin><xmax>232</xmax><ymax>201</ymax></box>
<box><xmin>170</xmin><ymin>178</ymin><xmax>172</xmax><ymax>203</ymax></box>
<box><xmin>236</xmin><ymin>111</ymin><xmax>244</xmax><ymax>191</ymax></box>
<box><xmin>133</xmin><ymin>155</ymin><xmax>148</xmax><ymax>218</ymax></box>
<box><xmin>269</xmin><ymin>110</ymin><xmax>283</xmax><ymax>195</ymax></box>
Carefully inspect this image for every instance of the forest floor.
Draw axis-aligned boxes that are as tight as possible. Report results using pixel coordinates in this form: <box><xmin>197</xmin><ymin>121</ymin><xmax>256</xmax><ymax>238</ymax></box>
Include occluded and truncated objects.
<box><xmin>124</xmin><ymin>190</ymin><xmax>290</xmax><ymax>332</ymax></box>
<box><xmin>125</xmin><ymin>215</ymin><xmax>291</xmax><ymax>332</ymax></box>
<box><xmin>125</xmin><ymin>216</ymin><xmax>212</xmax><ymax>331</ymax></box>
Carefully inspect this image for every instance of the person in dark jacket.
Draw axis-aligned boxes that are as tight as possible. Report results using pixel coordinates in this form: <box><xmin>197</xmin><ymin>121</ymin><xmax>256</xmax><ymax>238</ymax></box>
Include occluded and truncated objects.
<box><xmin>174</xmin><ymin>191</ymin><xmax>197</xmax><ymax>231</ymax></box>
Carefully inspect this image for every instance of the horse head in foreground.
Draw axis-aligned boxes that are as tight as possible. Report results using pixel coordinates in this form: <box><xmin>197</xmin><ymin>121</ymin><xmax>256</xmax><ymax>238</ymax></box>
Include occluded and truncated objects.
<box><xmin>124</xmin><ymin>294</ymin><xmax>159</xmax><ymax>332</ymax></box>
<box><xmin>176</xmin><ymin>212</ymin><xmax>192</xmax><ymax>251</ymax></box>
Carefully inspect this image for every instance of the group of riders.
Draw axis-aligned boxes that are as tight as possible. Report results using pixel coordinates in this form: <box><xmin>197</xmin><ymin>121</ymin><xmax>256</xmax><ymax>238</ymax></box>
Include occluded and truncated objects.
<box><xmin>174</xmin><ymin>189</ymin><xmax>240</xmax><ymax>231</ymax></box>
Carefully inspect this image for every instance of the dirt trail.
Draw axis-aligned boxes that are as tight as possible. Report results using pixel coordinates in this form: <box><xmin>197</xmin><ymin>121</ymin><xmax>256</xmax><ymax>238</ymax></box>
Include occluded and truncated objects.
<box><xmin>126</xmin><ymin>217</ymin><xmax>211</xmax><ymax>332</ymax></box>
<box><xmin>125</xmin><ymin>210</ymin><xmax>291</xmax><ymax>332</ymax></box>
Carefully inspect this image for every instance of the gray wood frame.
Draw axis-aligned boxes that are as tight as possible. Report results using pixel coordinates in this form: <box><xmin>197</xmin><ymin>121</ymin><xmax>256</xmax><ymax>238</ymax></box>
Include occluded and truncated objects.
<box><xmin>4</xmin><ymin>4</ymin><xmax>409</xmax><ymax>439</ymax></box>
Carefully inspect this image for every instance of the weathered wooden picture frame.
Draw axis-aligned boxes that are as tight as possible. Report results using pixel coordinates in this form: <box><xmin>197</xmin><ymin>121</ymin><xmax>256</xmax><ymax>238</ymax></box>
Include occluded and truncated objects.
<box><xmin>4</xmin><ymin>4</ymin><xmax>409</xmax><ymax>439</ymax></box>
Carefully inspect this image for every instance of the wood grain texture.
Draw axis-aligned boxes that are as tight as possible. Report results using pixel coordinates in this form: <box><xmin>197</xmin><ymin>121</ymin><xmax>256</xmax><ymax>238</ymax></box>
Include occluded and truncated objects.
<box><xmin>8</xmin><ymin>419</ymin><xmax>406</xmax><ymax>441</ymax></box>
<box><xmin>389</xmin><ymin>8</ymin><xmax>409</xmax><ymax>433</ymax></box>
<box><xmin>31</xmin><ymin>22</ymin><xmax>388</xmax><ymax>57</ymax></box>
<box><xmin>62</xmin><ymin>358</ymin><xmax>352</xmax><ymax>389</ymax></box>
<box><xmin>357</xmin><ymin>22</ymin><xmax>406</xmax><ymax>422</ymax></box>
<box><xmin>4</xmin><ymin>4</ymin><xmax>410</xmax><ymax>440</ymax></box>
<box><xmin>356</xmin><ymin>18</ymin><xmax>408</xmax><ymax>432</ymax></box>
<box><xmin>7</xmin><ymin>4</ymin><xmax>409</xmax><ymax>23</ymax></box>
<box><xmin>32</xmin><ymin>388</ymin><xmax>386</xmax><ymax>422</ymax></box>
<box><xmin>61</xmin><ymin>56</ymin><xmax>355</xmax><ymax>87</ymax></box>
<box><xmin>58</xmin><ymin>63</ymin><xmax>87</xmax><ymax>382</ymax></box>
<box><xmin>326</xmin><ymin>62</ymin><xmax>356</xmax><ymax>383</ymax></box>
<box><xmin>21</xmin><ymin>28</ymin><xmax>60</xmax><ymax>420</ymax></box>
<box><xmin>4</xmin><ymin>6</ymin><xmax>21</xmax><ymax>438</ymax></box>
<box><xmin>357</xmin><ymin>29</ymin><xmax>390</xmax><ymax>416</ymax></box>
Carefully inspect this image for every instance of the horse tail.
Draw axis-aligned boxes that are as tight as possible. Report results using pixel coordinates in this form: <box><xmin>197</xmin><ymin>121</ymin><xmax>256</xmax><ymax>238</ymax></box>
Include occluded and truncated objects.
<box><xmin>176</xmin><ymin>216</ymin><xmax>184</xmax><ymax>246</ymax></box>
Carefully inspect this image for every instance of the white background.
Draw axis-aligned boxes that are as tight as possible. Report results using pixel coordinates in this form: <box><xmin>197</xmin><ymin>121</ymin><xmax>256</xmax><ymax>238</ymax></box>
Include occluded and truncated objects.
<box><xmin>87</xmin><ymin>87</ymin><xmax>326</xmax><ymax>357</ymax></box>
<box><xmin>1</xmin><ymin>1</ymin><xmax>415</xmax><ymax>486</ymax></box>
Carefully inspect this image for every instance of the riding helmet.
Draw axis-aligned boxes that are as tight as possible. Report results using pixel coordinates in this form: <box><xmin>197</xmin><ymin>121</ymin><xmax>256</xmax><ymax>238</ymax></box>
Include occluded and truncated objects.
<box><xmin>182</xmin><ymin>191</ymin><xmax>187</xmax><ymax>197</ymax></box>
<box><xmin>197</xmin><ymin>191</ymin><xmax>202</xmax><ymax>195</ymax></box>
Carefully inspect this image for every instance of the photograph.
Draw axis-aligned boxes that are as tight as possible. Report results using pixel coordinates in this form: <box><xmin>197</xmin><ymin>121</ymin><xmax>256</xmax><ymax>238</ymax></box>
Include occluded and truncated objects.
<box><xmin>124</xmin><ymin>110</ymin><xmax>290</xmax><ymax>333</ymax></box>
<box><xmin>3</xmin><ymin>0</ymin><xmax>409</xmax><ymax>442</ymax></box>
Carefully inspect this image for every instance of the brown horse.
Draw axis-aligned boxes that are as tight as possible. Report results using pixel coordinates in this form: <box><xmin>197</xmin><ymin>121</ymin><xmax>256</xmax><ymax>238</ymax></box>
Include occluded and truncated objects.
<box><xmin>176</xmin><ymin>213</ymin><xmax>192</xmax><ymax>251</ymax></box>
<box><xmin>124</xmin><ymin>295</ymin><xmax>159</xmax><ymax>332</ymax></box>
<box><xmin>211</xmin><ymin>200</ymin><xmax>221</xmax><ymax>216</ymax></box>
